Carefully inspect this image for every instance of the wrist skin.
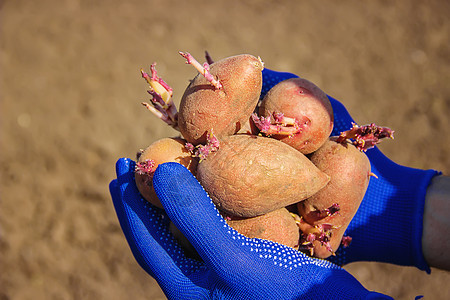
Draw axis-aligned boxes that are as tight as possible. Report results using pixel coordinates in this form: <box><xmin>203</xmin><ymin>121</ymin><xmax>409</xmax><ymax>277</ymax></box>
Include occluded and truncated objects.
<box><xmin>422</xmin><ymin>174</ymin><xmax>450</xmax><ymax>270</ymax></box>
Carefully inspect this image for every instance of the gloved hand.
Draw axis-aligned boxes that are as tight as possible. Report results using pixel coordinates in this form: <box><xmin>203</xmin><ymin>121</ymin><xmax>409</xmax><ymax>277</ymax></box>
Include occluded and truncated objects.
<box><xmin>261</xmin><ymin>69</ymin><xmax>440</xmax><ymax>273</ymax></box>
<box><xmin>110</xmin><ymin>158</ymin><xmax>391</xmax><ymax>299</ymax></box>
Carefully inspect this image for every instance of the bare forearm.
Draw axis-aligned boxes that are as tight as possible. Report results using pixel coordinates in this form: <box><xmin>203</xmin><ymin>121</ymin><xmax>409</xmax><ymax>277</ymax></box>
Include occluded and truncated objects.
<box><xmin>422</xmin><ymin>174</ymin><xmax>450</xmax><ymax>270</ymax></box>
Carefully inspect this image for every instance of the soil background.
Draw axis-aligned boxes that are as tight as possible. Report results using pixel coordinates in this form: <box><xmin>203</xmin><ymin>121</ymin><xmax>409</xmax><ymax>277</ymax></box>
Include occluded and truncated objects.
<box><xmin>1</xmin><ymin>0</ymin><xmax>449</xmax><ymax>299</ymax></box>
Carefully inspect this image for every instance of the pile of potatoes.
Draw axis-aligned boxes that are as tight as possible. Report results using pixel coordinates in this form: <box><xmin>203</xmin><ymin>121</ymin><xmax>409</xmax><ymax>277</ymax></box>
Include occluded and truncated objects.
<box><xmin>134</xmin><ymin>52</ymin><xmax>380</xmax><ymax>258</ymax></box>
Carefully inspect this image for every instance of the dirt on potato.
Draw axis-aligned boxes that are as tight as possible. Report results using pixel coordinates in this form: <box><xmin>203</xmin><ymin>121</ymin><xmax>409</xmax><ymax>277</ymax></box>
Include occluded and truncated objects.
<box><xmin>1</xmin><ymin>1</ymin><xmax>449</xmax><ymax>299</ymax></box>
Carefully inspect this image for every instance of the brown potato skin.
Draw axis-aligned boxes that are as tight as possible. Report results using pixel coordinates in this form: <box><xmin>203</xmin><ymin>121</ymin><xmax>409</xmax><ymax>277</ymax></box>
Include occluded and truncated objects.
<box><xmin>178</xmin><ymin>54</ymin><xmax>263</xmax><ymax>145</ymax></box>
<box><xmin>225</xmin><ymin>208</ymin><xmax>300</xmax><ymax>249</ymax></box>
<box><xmin>135</xmin><ymin>137</ymin><xmax>197</xmax><ymax>208</ymax></box>
<box><xmin>196</xmin><ymin>135</ymin><xmax>330</xmax><ymax>217</ymax></box>
<box><xmin>169</xmin><ymin>222</ymin><xmax>200</xmax><ymax>260</ymax></box>
<box><xmin>259</xmin><ymin>78</ymin><xmax>333</xmax><ymax>154</ymax></box>
<box><xmin>297</xmin><ymin>138</ymin><xmax>371</xmax><ymax>258</ymax></box>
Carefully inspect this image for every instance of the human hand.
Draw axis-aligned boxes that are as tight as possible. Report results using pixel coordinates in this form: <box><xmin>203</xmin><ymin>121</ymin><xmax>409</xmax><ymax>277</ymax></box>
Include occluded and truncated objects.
<box><xmin>261</xmin><ymin>69</ymin><xmax>440</xmax><ymax>273</ymax></box>
<box><xmin>109</xmin><ymin>158</ymin><xmax>391</xmax><ymax>299</ymax></box>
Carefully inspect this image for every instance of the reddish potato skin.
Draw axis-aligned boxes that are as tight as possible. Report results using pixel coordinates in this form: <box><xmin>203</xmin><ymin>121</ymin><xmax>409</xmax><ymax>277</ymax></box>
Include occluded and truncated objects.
<box><xmin>259</xmin><ymin>77</ymin><xmax>333</xmax><ymax>154</ymax></box>
<box><xmin>225</xmin><ymin>208</ymin><xmax>300</xmax><ymax>249</ymax></box>
<box><xmin>297</xmin><ymin>138</ymin><xmax>371</xmax><ymax>258</ymax></box>
<box><xmin>178</xmin><ymin>54</ymin><xmax>263</xmax><ymax>145</ymax></box>
<box><xmin>196</xmin><ymin>135</ymin><xmax>330</xmax><ymax>218</ymax></box>
<box><xmin>135</xmin><ymin>137</ymin><xmax>198</xmax><ymax>208</ymax></box>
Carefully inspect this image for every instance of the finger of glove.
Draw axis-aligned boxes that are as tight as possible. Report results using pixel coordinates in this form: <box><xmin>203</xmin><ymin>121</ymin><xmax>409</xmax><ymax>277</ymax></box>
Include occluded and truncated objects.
<box><xmin>112</xmin><ymin>158</ymin><xmax>207</xmax><ymax>294</ymax></box>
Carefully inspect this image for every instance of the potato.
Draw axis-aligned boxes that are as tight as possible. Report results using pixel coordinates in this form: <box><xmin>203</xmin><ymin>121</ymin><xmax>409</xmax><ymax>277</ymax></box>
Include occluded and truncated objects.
<box><xmin>296</xmin><ymin>138</ymin><xmax>371</xmax><ymax>258</ymax></box>
<box><xmin>225</xmin><ymin>208</ymin><xmax>300</xmax><ymax>249</ymax></box>
<box><xmin>258</xmin><ymin>77</ymin><xmax>333</xmax><ymax>154</ymax></box>
<box><xmin>169</xmin><ymin>222</ymin><xmax>200</xmax><ymax>260</ymax></box>
<box><xmin>196</xmin><ymin>135</ymin><xmax>330</xmax><ymax>217</ymax></box>
<box><xmin>135</xmin><ymin>137</ymin><xmax>197</xmax><ymax>208</ymax></box>
<box><xmin>178</xmin><ymin>54</ymin><xmax>263</xmax><ymax>145</ymax></box>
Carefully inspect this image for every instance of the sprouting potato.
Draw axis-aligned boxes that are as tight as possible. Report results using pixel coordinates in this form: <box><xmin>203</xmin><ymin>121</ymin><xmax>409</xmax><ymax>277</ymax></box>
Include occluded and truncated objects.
<box><xmin>255</xmin><ymin>77</ymin><xmax>333</xmax><ymax>154</ymax></box>
<box><xmin>296</xmin><ymin>138</ymin><xmax>372</xmax><ymax>258</ymax></box>
<box><xmin>135</xmin><ymin>137</ymin><xmax>197</xmax><ymax>208</ymax></box>
<box><xmin>178</xmin><ymin>53</ymin><xmax>264</xmax><ymax>145</ymax></box>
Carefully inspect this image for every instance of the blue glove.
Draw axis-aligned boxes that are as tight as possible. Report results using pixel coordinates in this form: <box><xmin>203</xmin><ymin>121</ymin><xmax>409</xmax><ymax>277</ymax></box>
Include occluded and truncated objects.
<box><xmin>110</xmin><ymin>158</ymin><xmax>391</xmax><ymax>299</ymax></box>
<box><xmin>261</xmin><ymin>69</ymin><xmax>441</xmax><ymax>273</ymax></box>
